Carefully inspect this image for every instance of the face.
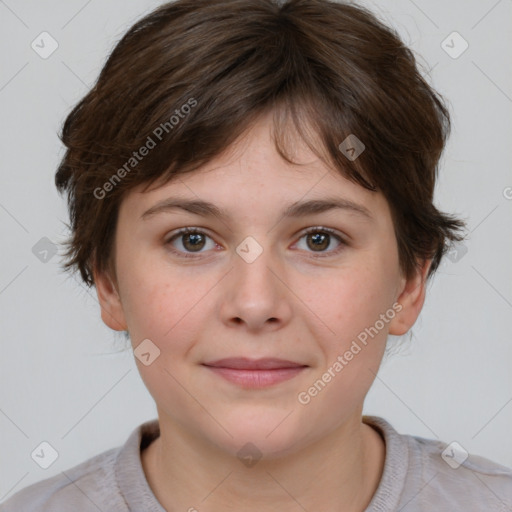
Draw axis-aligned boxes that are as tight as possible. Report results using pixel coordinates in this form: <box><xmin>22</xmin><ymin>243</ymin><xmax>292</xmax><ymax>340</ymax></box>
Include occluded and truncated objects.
<box><xmin>95</xmin><ymin>111</ymin><xmax>428</xmax><ymax>459</ymax></box>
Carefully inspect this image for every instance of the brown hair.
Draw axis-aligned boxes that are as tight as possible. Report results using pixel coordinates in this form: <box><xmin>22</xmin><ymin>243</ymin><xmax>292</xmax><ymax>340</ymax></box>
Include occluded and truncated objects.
<box><xmin>55</xmin><ymin>0</ymin><xmax>466</xmax><ymax>288</ymax></box>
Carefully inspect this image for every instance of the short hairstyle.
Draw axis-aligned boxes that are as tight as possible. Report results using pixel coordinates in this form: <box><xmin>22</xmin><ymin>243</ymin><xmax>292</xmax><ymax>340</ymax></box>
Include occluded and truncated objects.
<box><xmin>55</xmin><ymin>0</ymin><xmax>466</xmax><ymax>288</ymax></box>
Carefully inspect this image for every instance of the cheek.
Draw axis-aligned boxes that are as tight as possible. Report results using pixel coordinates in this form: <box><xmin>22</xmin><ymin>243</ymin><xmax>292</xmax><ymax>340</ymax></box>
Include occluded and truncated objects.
<box><xmin>311</xmin><ymin>263</ymin><xmax>396</xmax><ymax>341</ymax></box>
<box><xmin>295</xmin><ymin>269</ymin><xmax>392</xmax><ymax>422</ymax></box>
<box><xmin>118</xmin><ymin>255</ymin><xmax>221</xmax><ymax>356</ymax></box>
<box><xmin>315</xmin><ymin>258</ymin><xmax>399</xmax><ymax>397</ymax></box>
<box><xmin>119</xmin><ymin>266</ymin><xmax>212</xmax><ymax>406</ymax></box>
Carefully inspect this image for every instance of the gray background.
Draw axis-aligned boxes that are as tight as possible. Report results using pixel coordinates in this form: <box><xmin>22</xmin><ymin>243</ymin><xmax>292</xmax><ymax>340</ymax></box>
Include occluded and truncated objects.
<box><xmin>1</xmin><ymin>0</ymin><xmax>511</xmax><ymax>501</ymax></box>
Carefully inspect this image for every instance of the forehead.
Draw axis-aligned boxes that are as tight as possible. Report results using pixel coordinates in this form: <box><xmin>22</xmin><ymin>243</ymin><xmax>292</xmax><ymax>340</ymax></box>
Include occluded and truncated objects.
<box><xmin>119</xmin><ymin>112</ymin><xmax>390</xmax><ymax>224</ymax></box>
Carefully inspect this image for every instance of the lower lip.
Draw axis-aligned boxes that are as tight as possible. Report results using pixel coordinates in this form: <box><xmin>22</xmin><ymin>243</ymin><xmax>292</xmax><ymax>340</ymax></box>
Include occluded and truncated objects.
<box><xmin>203</xmin><ymin>366</ymin><xmax>306</xmax><ymax>388</ymax></box>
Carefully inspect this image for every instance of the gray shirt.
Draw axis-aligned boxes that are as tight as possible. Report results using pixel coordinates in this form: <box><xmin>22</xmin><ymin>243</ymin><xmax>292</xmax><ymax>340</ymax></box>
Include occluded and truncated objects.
<box><xmin>1</xmin><ymin>416</ymin><xmax>511</xmax><ymax>511</ymax></box>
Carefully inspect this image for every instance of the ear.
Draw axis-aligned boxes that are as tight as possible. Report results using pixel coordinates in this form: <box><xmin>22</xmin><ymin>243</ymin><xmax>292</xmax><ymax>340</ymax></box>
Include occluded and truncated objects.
<box><xmin>93</xmin><ymin>266</ymin><xmax>128</xmax><ymax>331</ymax></box>
<box><xmin>388</xmin><ymin>259</ymin><xmax>432</xmax><ymax>336</ymax></box>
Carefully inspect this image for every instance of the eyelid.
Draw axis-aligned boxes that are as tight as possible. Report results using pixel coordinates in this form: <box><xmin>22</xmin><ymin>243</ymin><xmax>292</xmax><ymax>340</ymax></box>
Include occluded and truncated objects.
<box><xmin>298</xmin><ymin>225</ymin><xmax>345</xmax><ymax>241</ymax></box>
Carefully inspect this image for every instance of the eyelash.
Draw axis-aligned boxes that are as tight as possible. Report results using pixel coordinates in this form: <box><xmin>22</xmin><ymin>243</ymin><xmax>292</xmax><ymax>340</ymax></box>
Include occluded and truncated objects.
<box><xmin>165</xmin><ymin>226</ymin><xmax>347</xmax><ymax>259</ymax></box>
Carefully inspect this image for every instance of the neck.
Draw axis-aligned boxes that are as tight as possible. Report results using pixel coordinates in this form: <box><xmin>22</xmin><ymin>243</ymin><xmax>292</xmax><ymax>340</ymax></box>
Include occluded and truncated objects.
<box><xmin>141</xmin><ymin>413</ymin><xmax>385</xmax><ymax>512</ymax></box>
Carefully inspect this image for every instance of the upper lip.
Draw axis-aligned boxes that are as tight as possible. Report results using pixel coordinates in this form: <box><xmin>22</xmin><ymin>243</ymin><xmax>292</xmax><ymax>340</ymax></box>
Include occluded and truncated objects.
<box><xmin>202</xmin><ymin>357</ymin><xmax>307</xmax><ymax>370</ymax></box>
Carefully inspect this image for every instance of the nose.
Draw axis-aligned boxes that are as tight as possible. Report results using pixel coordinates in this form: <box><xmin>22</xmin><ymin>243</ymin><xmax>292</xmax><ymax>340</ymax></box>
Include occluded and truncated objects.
<box><xmin>219</xmin><ymin>240</ymin><xmax>293</xmax><ymax>333</ymax></box>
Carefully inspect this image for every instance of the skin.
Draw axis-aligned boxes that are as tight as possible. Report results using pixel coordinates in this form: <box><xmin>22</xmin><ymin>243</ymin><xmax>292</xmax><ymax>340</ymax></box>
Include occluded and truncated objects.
<box><xmin>94</xmin><ymin>110</ymin><xmax>430</xmax><ymax>512</ymax></box>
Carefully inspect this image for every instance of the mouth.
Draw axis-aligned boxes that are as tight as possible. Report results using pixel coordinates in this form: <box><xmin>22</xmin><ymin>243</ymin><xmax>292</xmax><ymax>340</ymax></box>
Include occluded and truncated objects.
<box><xmin>201</xmin><ymin>358</ymin><xmax>308</xmax><ymax>388</ymax></box>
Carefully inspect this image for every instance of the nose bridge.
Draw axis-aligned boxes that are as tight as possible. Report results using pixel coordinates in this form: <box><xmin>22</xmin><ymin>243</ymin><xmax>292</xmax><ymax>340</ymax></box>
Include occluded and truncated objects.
<box><xmin>233</xmin><ymin>234</ymin><xmax>280</xmax><ymax>298</ymax></box>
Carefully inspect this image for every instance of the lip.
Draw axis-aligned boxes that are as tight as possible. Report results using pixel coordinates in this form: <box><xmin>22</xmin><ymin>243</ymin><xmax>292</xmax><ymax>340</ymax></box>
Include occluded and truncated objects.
<box><xmin>202</xmin><ymin>358</ymin><xmax>308</xmax><ymax>388</ymax></box>
<box><xmin>203</xmin><ymin>357</ymin><xmax>306</xmax><ymax>370</ymax></box>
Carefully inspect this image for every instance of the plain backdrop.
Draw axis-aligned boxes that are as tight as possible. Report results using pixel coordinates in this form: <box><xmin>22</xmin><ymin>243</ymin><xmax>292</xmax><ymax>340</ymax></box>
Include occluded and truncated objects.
<box><xmin>1</xmin><ymin>0</ymin><xmax>511</xmax><ymax>502</ymax></box>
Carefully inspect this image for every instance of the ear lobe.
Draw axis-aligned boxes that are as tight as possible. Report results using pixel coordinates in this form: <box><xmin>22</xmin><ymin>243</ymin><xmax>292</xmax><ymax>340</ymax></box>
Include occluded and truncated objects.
<box><xmin>93</xmin><ymin>266</ymin><xmax>128</xmax><ymax>331</ymax></box>
<box><xmin>388</xmin><ymin>259</ymin><xmax>432</xmax><ymax>336</ymax></box>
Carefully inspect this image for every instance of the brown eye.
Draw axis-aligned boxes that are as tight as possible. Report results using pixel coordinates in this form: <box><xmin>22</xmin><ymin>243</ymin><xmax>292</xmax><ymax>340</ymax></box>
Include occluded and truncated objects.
<box><xmin>295</xmin><ymin>227</ymin><xmax>346</xmax><ymax>257</ymax></box>
<box><xmin>182</xmin><ymin>232</ymin><xmax>206</xmax><ymax>252</ymax></box>
<box><xmin>306</xmin><ymin>232</ymin><xmax>330</xmax><ymax>251</ymax></box>
<box><xmin>166</xmin><ymin>228</ymin><xmax>216</xmax><ymax>257</ymax></box>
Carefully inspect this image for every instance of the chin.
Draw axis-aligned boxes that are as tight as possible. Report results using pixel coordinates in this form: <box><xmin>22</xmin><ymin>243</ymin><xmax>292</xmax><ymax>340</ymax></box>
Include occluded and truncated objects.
<box><xmin>214</xmin><ymin>411</ymin><xmax>310</xmax><ymax>459</ymax></box>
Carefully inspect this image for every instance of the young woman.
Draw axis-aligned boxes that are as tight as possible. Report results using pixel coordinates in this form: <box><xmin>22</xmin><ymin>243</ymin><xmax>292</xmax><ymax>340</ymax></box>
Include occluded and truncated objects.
<box><xmin>2</xmin><ymin>1</ymin><xmax>511</xmax><ymax>510</ymax></box>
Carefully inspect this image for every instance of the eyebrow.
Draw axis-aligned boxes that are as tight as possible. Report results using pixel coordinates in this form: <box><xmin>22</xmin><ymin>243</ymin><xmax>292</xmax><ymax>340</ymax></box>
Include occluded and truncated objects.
<box><xmin>141</xmin><ymin>196</ymin><xmax>373</xmax><ymax>222</ymax></box>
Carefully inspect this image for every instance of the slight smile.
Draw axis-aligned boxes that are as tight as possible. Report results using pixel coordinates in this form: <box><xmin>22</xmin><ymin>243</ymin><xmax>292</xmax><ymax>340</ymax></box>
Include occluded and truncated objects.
<box><xmin>202</xmin><ymin>358</ymin><xmax>309</xmax><ymax>388</ymax></box>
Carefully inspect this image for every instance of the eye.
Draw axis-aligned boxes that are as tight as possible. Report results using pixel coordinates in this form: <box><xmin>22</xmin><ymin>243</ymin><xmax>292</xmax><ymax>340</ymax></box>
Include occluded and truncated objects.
<box><xmin>165</xmin><ymin>228</ymin><xmax>218</xmax><ymax>258</ymax></box>
<box><xmin>294</xmin><ymin>227</ymin><xmax>346</xmax><ymax>257</ymax></box>
<box><xmin>165</xmin><ymin>226</ymin><xmax>347</xmax><ymax>260</ymax></box>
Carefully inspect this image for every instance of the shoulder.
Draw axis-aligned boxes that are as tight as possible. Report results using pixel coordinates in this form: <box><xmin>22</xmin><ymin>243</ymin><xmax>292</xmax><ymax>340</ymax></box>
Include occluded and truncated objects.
<box><xmin>0</xmin><ymin>420</ymin><xmax>161</xmax><ymax>512</ymax></box>
<box><xmin>0</xmin><ymin>446</ymin><xmax>125</xmax><ymax>512</ymax></box>
<box><xmin>365</xmin><ymin>416</ymin><xmax>512</xmax><ymax>511</ymax></box>
<box><xmin>409</xmin><ymin>433</ymin><xmax>512</xmax><ymax>509</ymax></box>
